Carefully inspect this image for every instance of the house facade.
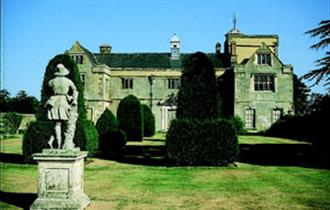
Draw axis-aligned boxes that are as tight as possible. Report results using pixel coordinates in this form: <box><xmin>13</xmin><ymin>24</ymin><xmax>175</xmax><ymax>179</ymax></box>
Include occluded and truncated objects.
<box><xmin>65</xmin><ymin>26</ymin><xmax>294</xmax><ymax>132</ymax></box>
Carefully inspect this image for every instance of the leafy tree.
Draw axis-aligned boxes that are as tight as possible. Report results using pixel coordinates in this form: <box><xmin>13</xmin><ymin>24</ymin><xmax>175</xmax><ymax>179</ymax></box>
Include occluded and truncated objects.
<box><xmin>176</xmin><ymin>52</ymin><xmax>218</xmax><ymax>120</ymax></box>
<box><xmin>117</xmin><ymin>95</ymin><xmax>143</xmax><ymax>141</ymax></box>
<box><xmin>11</xmin><ymin>90</ymin><xmax>40</xmax><ymax>113</ymax></box>
<box><xmin>142</xmin><ymin>104</ymin><xmax>155</xmax><ymax>137</ymax></box>
<box><xmin>0</xmin><ymin>89</ymin><xmax>11</xmax><ymax>112</ymax></box>
<box><xmin>293</xmin><ymin>74</ymin><xmax>310</xmax><ymax>115</ymax></box>
<box><xmin>303</xmin><ymin>20</ymin><xmax>330</xmax><ymax>90</ymax></box>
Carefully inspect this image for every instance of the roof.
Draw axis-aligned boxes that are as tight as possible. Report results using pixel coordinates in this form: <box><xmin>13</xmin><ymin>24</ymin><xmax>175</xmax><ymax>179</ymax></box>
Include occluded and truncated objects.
<box><xmin>68</xmin><ymin>41</ymin><xmax>98</xmax><ymax>65</ymax></box>
<box><xmin>95</xmin><ymin>53</ymin><xmax>227</xmax><ymax>69</ymax></box>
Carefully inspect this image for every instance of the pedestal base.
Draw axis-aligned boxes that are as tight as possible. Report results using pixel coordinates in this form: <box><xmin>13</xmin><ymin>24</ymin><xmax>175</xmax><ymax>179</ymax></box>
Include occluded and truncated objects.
<box><xmin>30</xmin><ymin>148</ymin><xmax>90</xmax><ymax>210</ymax></box>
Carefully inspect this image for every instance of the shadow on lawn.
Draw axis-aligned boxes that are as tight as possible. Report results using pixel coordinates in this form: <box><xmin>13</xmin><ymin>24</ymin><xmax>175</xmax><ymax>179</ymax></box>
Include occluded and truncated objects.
<box><xmin>101</xmin><ymin>139</ymin><xmax>330</xmax><ymax>169</ymax></box>
<box><xmin>0</xmin><ymin>153</ymin><xmax>25</xmax><ymax>164</ymax></box>
<box><xmin>239</xmin><ymin>144</ymin><xmax>330</xmax><ymax>169</ymax></box>
<box><xmin>100</xmin><ymin>142</ymin><xmax>169</xmax><ymax>166</ymax></box>
<box><xmin>0</xmin><ymin>190</ymin><xmax>37</xmax><ymax>210</ymax></box>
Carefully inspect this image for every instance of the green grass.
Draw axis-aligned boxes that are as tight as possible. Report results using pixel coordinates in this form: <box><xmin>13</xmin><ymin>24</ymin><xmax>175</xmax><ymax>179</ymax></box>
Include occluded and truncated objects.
<box><xmin>1</xmin><ymin>135</ymin><xmax>329</xmax><ymax>210</ymax></box>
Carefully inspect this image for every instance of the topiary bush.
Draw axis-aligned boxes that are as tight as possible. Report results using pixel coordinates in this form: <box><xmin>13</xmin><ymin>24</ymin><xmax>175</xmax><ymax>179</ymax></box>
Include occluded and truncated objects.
<box><xmin>22</xmin><ymin>121</ymin><xmax>54</xmax><ymax>162</ymax></box>
<box><xmin>117</xmin><ymin>95</ymin><xmax>144</xmax><ymax>141</ymax></box>
<box><xmin>227</xmin><ymin>116</ymin><xmax>246</xmax><ymax>134</ymax></box>
<box><xmin>166</xmin><ymin>118</ymin><xmax>239</xmax><ymax>166</ymax></box>
<box><xmin>75</xmin><ymin>119</ymin><xmax>99</xmax><ymax>156</ymax></box>
<box><xmin>142</xmin><ymin>104</ymin><xmax>155</xmax><ymax>137</ymax></box>
<box><xmin>96</xmin><ymin>108</ymin><xmax>126</xmax><ymax>155</ymax></box>
<box><xmin>176</xmin><ymin>52</ymin><xmax>218</xmax><ymax>120</ymax></box>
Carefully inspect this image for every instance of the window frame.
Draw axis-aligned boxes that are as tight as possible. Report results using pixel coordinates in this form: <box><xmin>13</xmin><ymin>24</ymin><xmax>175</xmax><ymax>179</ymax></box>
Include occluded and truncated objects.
<box><xmin>121</xmin><ymin>78</ymin><xmax>133</xmax><ymax>89</ymax></box>
<box><xmin>272</xmin><ymin>108</ymin><xmax>283</xmax><ymax>123</ymax></box>
<box><xmin>245</xmin><ymin>108</ymin><xmax>256</xmax><ymax>129</ymax></box>
<box><xmin>254</xmin><ymin>74</ymin><xmax>275</xmax><ymax>92</ymax></box>
<box><xmin>257</xmin><ymin>53</ymin><xmax>272</xmax><ymax>65</ymax></box>
<box><xmin>168</xmin><ymin>78</ymin><xmax>180</xmax><ymax>89</ymax></box>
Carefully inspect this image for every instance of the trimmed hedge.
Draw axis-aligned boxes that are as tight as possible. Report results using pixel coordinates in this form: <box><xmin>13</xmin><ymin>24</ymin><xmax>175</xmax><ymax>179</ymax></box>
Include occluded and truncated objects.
<box><xmin>166</xmin><ymin>119</ymin><xmax>239</xmax><ymax>166</ymax></box>
<box><xmin>96</xmin><ymin>109</ymin><xmax>126</xmax><ymax>155</ymax></box>
<box><xmin>142</xmin><ymin>104</ymin><xmax>155</xmax><ymax>137</ymax></box>
<box><xmin>176</xmin><ymin>52</ymin><xmax>218</xmax><ymax>120</ymax></box>
<box><xmin>22</xmin><ymin>121</ymin><xmax>54</xmax><ymax>162</ymax></box>
<box><xmin>117</xmin><ymin>95</ymin><xmax>144</xmax><ymax>141</ymax></box>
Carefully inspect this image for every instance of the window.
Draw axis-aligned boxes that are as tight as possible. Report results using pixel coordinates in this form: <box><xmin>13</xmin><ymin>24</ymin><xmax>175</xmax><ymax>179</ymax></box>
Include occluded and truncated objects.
<box><xmin>168</xmin><ymin>78</ymin><xmax>180</xmax><ymax>89</ymax></box>
<box><xmin>245</xmin><ymin>108</ymin><xmax>255</xmax><ymax>129</ymax></box>
<box><xmin>254</xmin><ymin>74</ymin><xmax>275</xmax><ymax>91</ymax></box>
<box><xmin>272</xmin><ymin>109</ymin><xmax>283</xmax><ymax>123</ymax></box>
<box><xmin>257</xmin><ymin>54</ymin><xmax>271</xmax><ymax>65</ymax></box>
<box><xmin>122</xmin><ymin>78</ymin><xmax>133</xmax><ymax>89</ymax></box>
<box><xmin>80</xmin><ymin>73</ymin><xmax>86</xmax><ymax>87</ymax></box>
<box><xmin>71</xmin><ymin>55</ymin><xmax>84</xmax><ymax>64</ymax></box>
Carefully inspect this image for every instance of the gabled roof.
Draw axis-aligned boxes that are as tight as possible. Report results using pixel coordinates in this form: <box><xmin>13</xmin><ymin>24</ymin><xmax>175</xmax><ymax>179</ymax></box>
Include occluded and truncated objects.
<box><xmin>244</xmin><ymin>42</ymin><xmax>284</xmax><ymax>66</ymax></box>
<box><xmin>68</xmin><ymin>41</ymin><xmax>98</xmax><ymax>65</ymax></box>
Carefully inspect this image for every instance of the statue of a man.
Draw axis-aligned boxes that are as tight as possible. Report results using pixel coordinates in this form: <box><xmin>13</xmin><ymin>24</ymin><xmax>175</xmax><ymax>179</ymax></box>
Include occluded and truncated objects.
<box><xmin>45</xmin><ymin>63</ymin><xmax>78</xmax><ymax>150</ymax></box>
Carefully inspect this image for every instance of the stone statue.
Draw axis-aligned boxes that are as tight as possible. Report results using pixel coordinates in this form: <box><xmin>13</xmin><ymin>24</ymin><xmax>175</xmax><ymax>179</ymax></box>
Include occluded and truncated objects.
<box><xmin>45</xmin><ymin>63</ymin><xmax>78</xmax><ymax>150</ymax></box>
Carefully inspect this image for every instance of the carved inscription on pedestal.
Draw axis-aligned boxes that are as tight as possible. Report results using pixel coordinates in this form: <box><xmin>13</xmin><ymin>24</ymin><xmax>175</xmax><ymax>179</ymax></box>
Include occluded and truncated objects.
<box><xmin>45</xmin><ymin>169</ymin><xmax>69</xmax><ymax>192</ymax></box>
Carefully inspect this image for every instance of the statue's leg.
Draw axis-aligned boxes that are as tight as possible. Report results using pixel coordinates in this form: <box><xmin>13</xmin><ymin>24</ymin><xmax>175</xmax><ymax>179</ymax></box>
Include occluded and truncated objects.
<box><xmin>55</xmin><ymin>122</ymin><xmax>62</xmax><ymax>149</ymax></box>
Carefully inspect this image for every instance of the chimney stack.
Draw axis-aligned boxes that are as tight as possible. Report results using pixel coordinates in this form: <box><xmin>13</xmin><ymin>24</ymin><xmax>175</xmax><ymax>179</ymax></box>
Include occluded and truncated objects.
<box><xmin>100</xmin><ymin>44</ymin><xmax>112</xmax><ymax>54</ymax></box>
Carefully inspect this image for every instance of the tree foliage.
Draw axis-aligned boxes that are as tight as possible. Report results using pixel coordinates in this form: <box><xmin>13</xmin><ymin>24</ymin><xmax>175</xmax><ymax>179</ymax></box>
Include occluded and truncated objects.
<box><xmin>176</xmin><ymin>52</ymin><xmax>218</xmax><ymax>120</ymax></box>
<box><xmin>293</xmin><ymin>74</ymin><xmax>310</xmax><ymax>115</ymax></box>
<box><xmin>303</xmin><ymin>20</ymin><xmax>330</xmax><ymax>89</ymax></box>
<box><xmin>0</xmin><ymin>89</ymin><xmax>39</xmax><ymax>113</ymax></box>
<box><xmin>117</xmin><ymin>95</ymin><xmax>144</xmax><ymax>141</ymax></box>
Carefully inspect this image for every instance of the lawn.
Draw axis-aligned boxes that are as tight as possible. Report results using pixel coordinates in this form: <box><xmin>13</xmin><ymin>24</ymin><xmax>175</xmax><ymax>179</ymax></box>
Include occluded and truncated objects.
<box><xmin>1</xmin><ymin>135</ymin><xmax>330</xmax><ymax>210</ymax></box>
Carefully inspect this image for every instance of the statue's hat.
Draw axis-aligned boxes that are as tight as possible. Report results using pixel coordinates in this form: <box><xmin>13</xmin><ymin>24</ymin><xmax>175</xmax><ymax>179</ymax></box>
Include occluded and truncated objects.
<box><xmin>54</xmin><ymin>64</ymin><xmax>70</xmax><ymax>76</ymax></box>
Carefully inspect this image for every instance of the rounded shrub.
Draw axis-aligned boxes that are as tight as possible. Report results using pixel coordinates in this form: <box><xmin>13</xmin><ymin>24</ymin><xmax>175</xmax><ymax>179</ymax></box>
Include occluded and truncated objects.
<box><xmin>176</xmin><ymin>52</ymin><xmax>218</xmax><ymax>120</ymax></box>
<box><xmin>166</xmin><ymin>118</ymin><xmax>239</xmax><ymax>166</ymax></box>
<box><xmin>117</xmin><ymin>95</ymin><xmax>144</xmax><ymax>141</ymax></box>
<box><xmin>227</xmin><ymin>116</ymin><xmax>246</xmax><ymax>134</ymax></box>
<box><xmin>96</xmin><ymin>108</ymin><xmax>126</xmax><ymax>155</ymax></box>
<box><xmin>142</xmin><ymin>104</ymin><xmax>155</xmax><ymax>137</ymax></box>
<box><xmin>22</xmin><ymin>121</ymin><xmax>54</xmax><ymax>162</ymax></box>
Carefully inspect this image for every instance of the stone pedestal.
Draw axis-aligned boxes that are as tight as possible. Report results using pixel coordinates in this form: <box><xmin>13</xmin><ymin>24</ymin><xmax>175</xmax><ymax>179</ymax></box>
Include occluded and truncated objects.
<box><xmin>30</xmin><ymin>148</ymin><xmax>90</xmax><ymax>210</ymax></box>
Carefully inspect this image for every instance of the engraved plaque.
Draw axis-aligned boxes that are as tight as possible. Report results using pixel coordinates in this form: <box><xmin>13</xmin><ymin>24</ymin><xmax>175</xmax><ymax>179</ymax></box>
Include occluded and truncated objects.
<box><xmin>45</xmin><ymin>169</ymin><xmax>69</xmax><ymax>192</ymax></box>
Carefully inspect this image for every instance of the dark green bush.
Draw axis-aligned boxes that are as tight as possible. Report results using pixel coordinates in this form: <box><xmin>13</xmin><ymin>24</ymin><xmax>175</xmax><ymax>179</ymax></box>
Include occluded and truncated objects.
<box><xmin>176</xmin><ymin>52</ymin><xmax>218</xmax><ymax>120</ymax></box>
<box><xmin>117</xmin><ymin>95</ymin><xmax>144</xmax><ymax>141</ymax></box>
<box><xmin>1</xmin><ymin>112</ymin><xmax>22</xmax><ymax>134</ymax></box>
<box><xmin>142</xmin><ymin>104</ymin><xmax>155</xmax><ymax>137</ymax></box>
<box><xmin>166</xmin><ymin>119</ymin><xmax>239</xmax><ymax>166</ymax></box>
<box><xmin>227</xmin><ymin>116</ymin><xmax>246</xmax><ymax>134</ymax></box>
<box><xmin>75</xmin><ymin>119</ymin><xmax>99</xmax><ymax>156</ymax></box>
<box><xmin>22</xmin><ymin>121</ymin><xmax>54</xmax><ymax>162</ymax></box>
<box><xmin>96</xmin><ymin>109</ymin><xmax>126</xmax><ymax>155</ymax></box>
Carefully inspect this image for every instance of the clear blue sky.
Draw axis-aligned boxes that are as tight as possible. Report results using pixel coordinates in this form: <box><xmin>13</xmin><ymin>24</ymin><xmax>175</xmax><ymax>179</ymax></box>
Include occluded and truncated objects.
<box><xmin>1</xmin><ymin>0</ymin><xmax>329</xmax><ymax>98</ymax></box>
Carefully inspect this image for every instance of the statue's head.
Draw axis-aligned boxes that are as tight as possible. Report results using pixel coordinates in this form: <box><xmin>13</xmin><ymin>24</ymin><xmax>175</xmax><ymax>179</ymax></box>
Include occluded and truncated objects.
<box><xmin>54</xmin><ymin>63</ymin><xmax>70</xmax><ymax>76</ymax></box>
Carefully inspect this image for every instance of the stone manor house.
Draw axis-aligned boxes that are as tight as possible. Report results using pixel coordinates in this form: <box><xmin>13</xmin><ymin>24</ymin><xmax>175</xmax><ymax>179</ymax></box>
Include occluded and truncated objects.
<box><xmin>65</xmin><ymin>25</ymin><xmax>294</xmax><ymax>132</ymax></box>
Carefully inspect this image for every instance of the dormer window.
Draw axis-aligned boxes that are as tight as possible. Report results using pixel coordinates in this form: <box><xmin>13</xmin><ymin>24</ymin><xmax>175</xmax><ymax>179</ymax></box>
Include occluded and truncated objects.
<box><xmin>71</xmin><ymin>55</ymin><xmax>84</xmax><ymax>64</ymax></box>
<box><xmin>257</xmin><ymin>54</ymin><xmax>271</xmax><ymax>65</ymax></box>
